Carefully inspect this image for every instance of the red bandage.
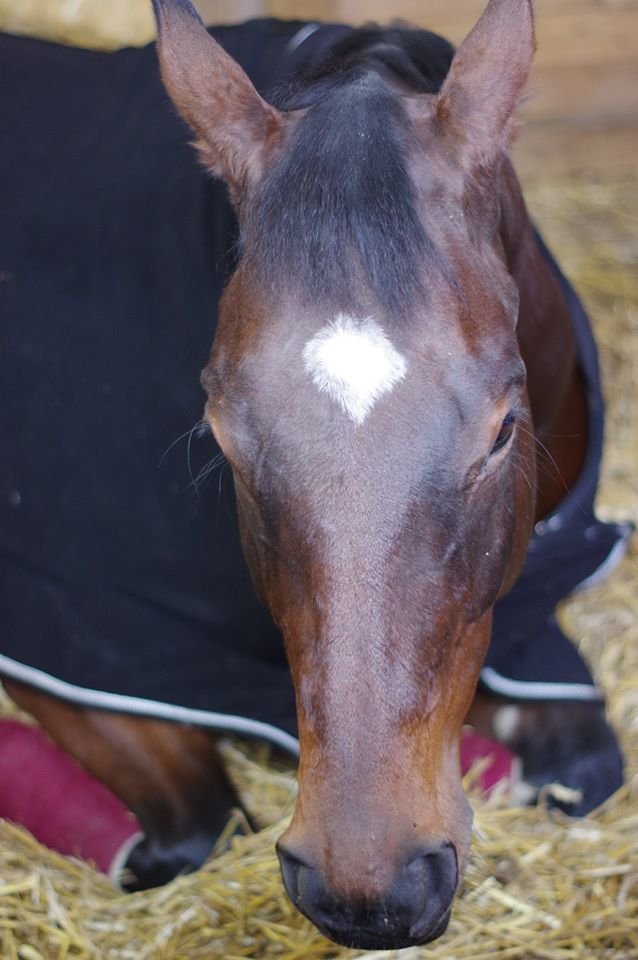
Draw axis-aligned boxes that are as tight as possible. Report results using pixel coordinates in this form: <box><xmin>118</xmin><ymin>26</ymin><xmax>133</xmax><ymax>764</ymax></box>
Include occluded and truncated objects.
<box><xmin>0</xmin><ymin>718</ymin><xmax>142</xmax><ymax>881</ymax></box>
<box><xmin>461</xmin><ymin>727</ymin><xmax>519</xmax><ymax>794</ymax></box>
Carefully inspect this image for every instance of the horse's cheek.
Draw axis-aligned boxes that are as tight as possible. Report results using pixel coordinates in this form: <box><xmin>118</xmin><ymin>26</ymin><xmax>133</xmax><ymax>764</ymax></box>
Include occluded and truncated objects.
<box><xmin>497</xmin><ymin>469</ymin><xmax>536</xmax><ymax>597</ymax></box>
<box><xmin>462</xmin><ymin>466</ymin><xmax>534</xmax><ymax>614</ymax></box>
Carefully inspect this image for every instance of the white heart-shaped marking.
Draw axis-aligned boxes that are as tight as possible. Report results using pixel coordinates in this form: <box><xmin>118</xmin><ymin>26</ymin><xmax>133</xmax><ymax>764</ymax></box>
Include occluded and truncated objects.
<box><xmin>303</xmin><ymin>314</ymin><xmax>407</xmax><ymax>424</ymax></box>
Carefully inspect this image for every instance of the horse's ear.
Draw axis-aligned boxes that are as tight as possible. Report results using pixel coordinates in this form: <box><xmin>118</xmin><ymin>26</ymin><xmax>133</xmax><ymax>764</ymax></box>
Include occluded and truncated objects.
<box><xmin>152</xmin><ymin>0</ymin><xmax>284</xmax><ymax>197</ymax></box>
<box><xmin>434</xmin><ymin>0</ymin><xmax>535</xmax><ymax>166</ymax></box>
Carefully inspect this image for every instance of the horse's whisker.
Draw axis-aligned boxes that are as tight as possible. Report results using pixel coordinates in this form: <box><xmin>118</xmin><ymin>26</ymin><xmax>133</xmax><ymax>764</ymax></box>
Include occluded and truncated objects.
<box><xmin>159</xmin><ymin>419</ymin><xmax>209</xmax><ymax>471</ymax></box>
<box><xmin>190</xmin><ymin>452</ymin><xmax>228</xmax><ymax>494</ymax></box>
<box><xmin>518</xmin><ymin>424</ymin><xmax>570</xmax><ymax>492</ymax></box>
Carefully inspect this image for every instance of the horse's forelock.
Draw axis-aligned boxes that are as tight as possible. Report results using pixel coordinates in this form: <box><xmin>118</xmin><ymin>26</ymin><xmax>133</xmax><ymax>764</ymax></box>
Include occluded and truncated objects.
<box><xmin>241</xmin><ymin>66</ymin><xmax>440</xmax><ymax>318</ymax></box>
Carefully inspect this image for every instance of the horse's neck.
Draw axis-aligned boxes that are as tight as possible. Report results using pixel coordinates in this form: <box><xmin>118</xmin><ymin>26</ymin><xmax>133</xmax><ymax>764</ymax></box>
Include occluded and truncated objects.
<box><xmin>499</xmin><ymin>160</ymin><xmax>588</xmax><ymax>520</ymax></box>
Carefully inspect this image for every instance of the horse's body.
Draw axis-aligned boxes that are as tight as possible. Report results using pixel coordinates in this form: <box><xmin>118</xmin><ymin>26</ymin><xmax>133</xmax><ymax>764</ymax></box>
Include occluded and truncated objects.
<box><xmin>0</xmin><ymin>0</ymin><xmax>631</xmax><ymax>948</ymax></box>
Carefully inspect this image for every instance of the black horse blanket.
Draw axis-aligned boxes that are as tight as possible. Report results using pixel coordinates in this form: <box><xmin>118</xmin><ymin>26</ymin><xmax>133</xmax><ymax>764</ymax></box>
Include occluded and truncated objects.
<box><xmin>0</xmin><ymin>21</ymin><xmax>632</xmax><ymax>756</ymax></box>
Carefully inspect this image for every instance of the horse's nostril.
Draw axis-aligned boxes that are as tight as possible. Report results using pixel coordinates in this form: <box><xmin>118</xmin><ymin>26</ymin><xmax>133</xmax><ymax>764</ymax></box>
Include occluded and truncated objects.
<box><xmin>404</xmin><ymin>843</ymin><xmax>458</xmax><ymax>940</ymax></box>
<box><xmin>276</xmin><ymin>843</ymin><xmax>315</xmax><ymax>908</ymax></box>
<box><xmin>277</xmin><ymin>840</ymin><xmax>458</xmax><ymax>949</ymax></box>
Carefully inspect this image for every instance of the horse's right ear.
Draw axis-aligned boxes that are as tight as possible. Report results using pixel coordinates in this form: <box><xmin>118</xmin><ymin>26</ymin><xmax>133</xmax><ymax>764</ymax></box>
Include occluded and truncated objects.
<box><xmin>434</xmin><ymin>0</ymin><xmax>535</xmax><ymax>168</ymax></box>
<box><xmin>152</xmin><ymin>0</ymin><xmax>284</xmax><ymax>198</ymax></box>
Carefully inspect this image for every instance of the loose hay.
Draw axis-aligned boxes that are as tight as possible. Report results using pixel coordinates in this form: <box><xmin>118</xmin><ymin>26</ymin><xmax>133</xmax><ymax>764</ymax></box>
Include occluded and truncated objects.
<box><xmin>1</xmin><ymin>175</ymin><xmax>637</xmax><ymax>959</ymax></box>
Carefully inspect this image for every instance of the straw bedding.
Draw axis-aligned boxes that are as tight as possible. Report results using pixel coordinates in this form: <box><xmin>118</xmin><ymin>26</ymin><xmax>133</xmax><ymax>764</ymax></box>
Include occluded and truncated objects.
<box><xmin>1</xmin><ymin>175</ymin><xmax>637</xmax><ymax>958</ymax></box>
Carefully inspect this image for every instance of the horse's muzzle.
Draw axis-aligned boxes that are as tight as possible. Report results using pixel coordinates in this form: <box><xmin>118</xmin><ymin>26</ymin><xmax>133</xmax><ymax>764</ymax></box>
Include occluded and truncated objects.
<box><xmin>277</xmin><ymin>840</ymin><xmax>458</xmax><ymax>949</ymax></box>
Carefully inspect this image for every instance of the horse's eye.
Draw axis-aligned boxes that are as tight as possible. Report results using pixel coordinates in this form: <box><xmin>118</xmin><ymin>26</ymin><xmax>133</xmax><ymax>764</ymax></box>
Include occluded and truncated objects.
<box><xmin>490</xmin><ymin>412</ymin><xmax>516</xmax><ymax>456</ymax></box>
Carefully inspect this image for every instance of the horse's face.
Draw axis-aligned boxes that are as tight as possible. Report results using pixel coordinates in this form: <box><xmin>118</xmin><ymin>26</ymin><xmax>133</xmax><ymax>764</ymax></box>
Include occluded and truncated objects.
<box><xmin>205</xmin><ymin>207</ymin><xmax>534</xmax><ymax>947</ymax></box>
<box><xmin>154</xmin><ymin>0</ymin><xmax>536</xmax><ymax>948</ymax></box>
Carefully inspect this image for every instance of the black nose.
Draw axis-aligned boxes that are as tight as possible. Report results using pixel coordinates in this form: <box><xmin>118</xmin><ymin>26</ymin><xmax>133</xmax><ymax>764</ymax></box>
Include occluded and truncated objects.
<box><xmin>277</xmin><ymin>842</ymin><xmax>458</xmax><ymax>950</ymax></box>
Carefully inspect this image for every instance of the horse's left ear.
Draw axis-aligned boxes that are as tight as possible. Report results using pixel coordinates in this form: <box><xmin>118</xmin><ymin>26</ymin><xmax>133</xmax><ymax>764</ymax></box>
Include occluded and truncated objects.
<box><xmin>434</xmin><ymin>0</ymin><xmax>535</xmax><ymax>167</ymax></box>
<box><xmin>152</xmin><ymin>0</ymin><xmax>284</xmax><ymax>198</ymax></box>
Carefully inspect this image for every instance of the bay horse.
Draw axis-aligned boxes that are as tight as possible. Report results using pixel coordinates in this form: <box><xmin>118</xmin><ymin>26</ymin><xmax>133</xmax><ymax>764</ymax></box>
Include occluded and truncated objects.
<box><xmin>0</xmin><ymin>0</ymin><xmax>630</xmax><ymax>949</ymax></box>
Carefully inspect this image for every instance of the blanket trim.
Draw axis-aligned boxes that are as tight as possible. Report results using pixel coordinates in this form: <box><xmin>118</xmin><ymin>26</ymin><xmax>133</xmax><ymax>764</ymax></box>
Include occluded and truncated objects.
<box><xmin>0</xmin><ymin>652</ymin><xmax>300</xmax><ymax>756</ymax></box>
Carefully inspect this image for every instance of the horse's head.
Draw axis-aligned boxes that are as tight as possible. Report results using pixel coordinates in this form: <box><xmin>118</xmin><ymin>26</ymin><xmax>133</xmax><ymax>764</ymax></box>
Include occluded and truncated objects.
<box><xmin>153</xmin><ymin>0</ymin><xmax>536</xmax><ymax>947</ymax></box>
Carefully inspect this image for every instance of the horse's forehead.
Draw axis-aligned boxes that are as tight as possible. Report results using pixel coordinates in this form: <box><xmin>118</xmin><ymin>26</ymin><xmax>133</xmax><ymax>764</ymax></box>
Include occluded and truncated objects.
<box><xmin>297</xmin><ymin>314</ymin><xmax>488</xmax><ymax>423</ymax></box>
<box><xmin>213</xmin><ymin>262</ymin><xmax>519</xmax><ymax>440</ymax></box>
<box><xmin>230</xmin><ymin>301</ymin><xmax>504</xmax><ymax>437</ymax></box>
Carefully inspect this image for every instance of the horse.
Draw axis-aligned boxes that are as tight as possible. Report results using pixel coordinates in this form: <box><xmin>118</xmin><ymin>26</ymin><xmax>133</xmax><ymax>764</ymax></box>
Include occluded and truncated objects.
<box><xmin>0</xmin><ymin>0</ymin><xmax>631</xmax><ymax>949</ymax></box>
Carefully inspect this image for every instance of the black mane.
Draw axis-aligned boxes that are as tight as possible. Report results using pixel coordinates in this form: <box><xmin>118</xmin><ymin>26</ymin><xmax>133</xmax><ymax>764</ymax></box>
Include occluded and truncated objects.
<box><xmin>243</xmin><ymin>27</ymin><xmax>455</xmax><ymax>315</ymax></box>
